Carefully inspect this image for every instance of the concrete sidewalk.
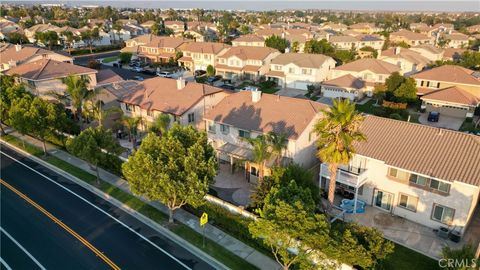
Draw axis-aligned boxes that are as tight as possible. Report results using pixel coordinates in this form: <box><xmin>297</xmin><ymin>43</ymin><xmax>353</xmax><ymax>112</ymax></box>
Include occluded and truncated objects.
<box><xmin>1</xmin><ymin>128</ymin><xmax>280</xmax><ymax>270</ymax></box>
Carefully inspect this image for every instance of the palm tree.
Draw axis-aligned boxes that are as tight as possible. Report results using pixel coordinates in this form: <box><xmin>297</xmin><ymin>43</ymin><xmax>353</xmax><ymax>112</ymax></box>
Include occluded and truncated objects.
<box><xmin>83</xmin><ymin>99</ymin><xmax>122</xmax><ymax>128</ymax></box>
<box><xmin>244</xmin><ymin>135</ymin><xmax>272</xmax><ymax>181</ymax></box>
<box><xmin>149</xmin><ymin>113</ymin><xmax>170</xmax><ymax>136</ymax></box>
<box><xmin>314</xmin><ymin>99</ymin><xmax>366</xmax><ymax>207</ymax></box>
<box><xmin>122</xmin><ymin>116</ymin><xmax>141</xmax><ymax>150</ymax></box>
<box><xmin>266</xmin><ymin>131</ymin><xmax>288</xmax><ymax>166</ymax></box>
<box><xmin>62</xmin><ymin>75</ymin><xmax>92</xmax><ymax>128</ymax></box>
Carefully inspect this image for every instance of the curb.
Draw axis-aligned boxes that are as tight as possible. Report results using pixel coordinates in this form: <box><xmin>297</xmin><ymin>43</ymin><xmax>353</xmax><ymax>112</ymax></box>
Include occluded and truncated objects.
<box><xmin>0</xmin><ymin>140</ymin><xmax>230</xmax><ymax>270</ymax></box>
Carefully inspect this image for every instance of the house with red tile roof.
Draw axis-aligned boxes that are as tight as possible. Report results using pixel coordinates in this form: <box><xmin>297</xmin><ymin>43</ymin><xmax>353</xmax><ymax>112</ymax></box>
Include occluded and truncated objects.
<box><xmin>390</xmin><ymin>29</ymin><xmax>434</xmax><ymax>46</ymax></box>
<box><xmin>0</xmin><ymin>43</ymin><xmax>73</xmax><ymax>71</ymax></box>
<box><xmin>177</xmin><ymin>42</ymin><xmax>230</xmax><ymax>71</ymax></box>
<box><xmin>121</xmin><ymin>34</ymin><xmax>190</xmax><ymax>63</ymax></box>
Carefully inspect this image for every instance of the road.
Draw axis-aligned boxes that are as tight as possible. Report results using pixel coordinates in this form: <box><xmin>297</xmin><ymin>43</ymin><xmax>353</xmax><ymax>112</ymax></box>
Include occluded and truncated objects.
<box><xmin>0</xmin><ymin>145</ymin><xmax>215</xmax><ymax>270</ymax></box>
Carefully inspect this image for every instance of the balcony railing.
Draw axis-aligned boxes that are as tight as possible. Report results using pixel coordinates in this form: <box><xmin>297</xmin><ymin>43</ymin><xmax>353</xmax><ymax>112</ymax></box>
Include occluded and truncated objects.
<box><xmin>320</xmin><ymin>163</ymin><xmax>368</xmax><ymax>188</ymax></box>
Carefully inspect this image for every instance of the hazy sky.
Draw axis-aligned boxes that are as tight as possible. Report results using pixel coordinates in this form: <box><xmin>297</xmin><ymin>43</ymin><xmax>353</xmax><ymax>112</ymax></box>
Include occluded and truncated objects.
<box><xmin>6</xmin><ymin>0</ymin><xmax>480</xmax><ymax>12</ymax></box>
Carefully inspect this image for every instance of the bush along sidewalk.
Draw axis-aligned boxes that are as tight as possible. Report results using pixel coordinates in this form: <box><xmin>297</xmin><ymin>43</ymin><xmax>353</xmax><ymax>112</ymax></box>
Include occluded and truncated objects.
<box><xmin>0</xmin><ymin>134</ymin><xmax>259</xmax><ymax>270</ymax></box>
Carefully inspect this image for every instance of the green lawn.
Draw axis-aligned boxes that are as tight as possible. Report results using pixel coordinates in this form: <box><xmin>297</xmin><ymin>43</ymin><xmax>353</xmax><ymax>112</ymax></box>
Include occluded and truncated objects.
<box><xmin>459</xmin><ymin>119</ymin><xmax>480</xmax><ymax>133</ymax></box>
<box><xmin>0</xmin><ymin>134</ymin><xmax>259</xmax><ymax>270</ymax></box>
<box><xmin>102</xmin><ymin>56</ymin><xmax>119</xmax><ymax>63</ymax></box>
<box><xmin>378</xmin><ymin>244</ymin><xmax>440</xmax><ymax>270</ymax></box>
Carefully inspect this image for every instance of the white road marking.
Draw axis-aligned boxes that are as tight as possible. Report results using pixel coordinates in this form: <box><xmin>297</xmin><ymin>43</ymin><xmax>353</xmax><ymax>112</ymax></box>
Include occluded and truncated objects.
<box><xmin>1</xmin><ymin>150</ymin><xmax>193</xmax><ymax>270</ymax></box>
<box><xmin>0</xmin><ymin>227</ymin><xmax>46</xmax><ymax>270</ymax></box>
<box><xmin>0</xmin><ymin>257</ymin><xmax>13</xmax><ymax>270</ymax></box>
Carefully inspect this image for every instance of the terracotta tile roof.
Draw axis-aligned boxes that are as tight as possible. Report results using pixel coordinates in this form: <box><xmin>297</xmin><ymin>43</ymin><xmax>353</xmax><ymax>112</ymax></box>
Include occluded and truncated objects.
<box><xmin>443</xmin><ymin>48</ymin><xmax>466</xmax><ymax>60</ymax></box>
<box><xmin>411</xmin><ymin>65</ymin><xmax>480</xmax><ymax>86</ymax></box>
<box><xmin>349</xmin><ymin>23</ymin><xmax>377</xmax><ymax>29</ymax></box>
<box><xmin>218</xmin><ymin>46</ymin><xmax>279</xmax><ymax>61</ymax></box>
<box><xmin>355</xmin><ymin>115</ymin><xmax>480</xmax><ymax>186</ymax></box>
<box><xmin>26</xmin><ymin>24</ymin><xmax>59</xmax><ymax>33</ymax></box>
<box><xmin>329</xmin><ymin>35</ymin><xmax>358</xmax><ymax>43</ymax></box>
<box><xmin>164</xmin><ymin>20</ymin><xmax>184</xmax><ymax>26</ymax></box>
<box><xmin>182</xmin><ymin>42</ymin><xmax>230</xmax><ymax>54</ymax></box>
<box><xmin>142</xmin><ymin>36</ymin><xmax>189</xmax><ymax>49</ymax></box>
<box><xmin>265</xmin><ymin>70</ymin><xmax>285</xmax><ymax>77</ymax></box>
<box><xmin>214</xmin><ymin>64</ymin><xmax>243</xmax><ymax>72</ymax></box>
<box><xmin>5</xmin><ymin>59</ymin><xmax>97</xmax><ymax>80</ymax></box>
<box><xmin>334</xmin><ymin>58</ymin><xmax>401</xmax><ymax>74</ymax></box>
<box><xmin>204</xmin><ymin>91</ymin><xmax>327</xmax><ymax>140</ymax></box>
<box><xmin>443</xmin><ymin>32</ymin><xmax>469</xmax><ymax>41</ymax></box>
<box><xmin>417</xmin><ymin>87</ymin><xmax>438</xmax><ymax>95</ymax></box>
<box><xmin>411</xmin><ymin>44</ymin><xmax>443</xmax><ymax>54</ymax></box>
<box><xmin>96</xmin><ymin>69</ymin><xmax>124</xmax><ymax>87</ymax></box>
<box><xmin>0</xmin><ymin>45</ymin><xmax>40</xmax><ymax>63</ymax></box>
<box><xmin>322</xmin><ymin>74</ymin><xmax>365</xmax><ymax>89</ymax></box>
<box><xmin>255</xmin><ymin>28</ymin><xmax>283</xmax><ymax>38</ymax></box>
<box><xmin>390</xmin><ymin>29</ymin><xmax>431</xmax><ymax>41</ymax></box>
<box><xmin>120</xmin><ymin>77</ymin><xmax>227</xmax><ymax>116</ymax></box>
<box><xmin>233</xmin><ymin>34</ymin><xmax>265</xmax><ymax>42</ymax></box>
<box><xmin>270</xmin><ymin>53</ymin><xmax>334</xmax><ymax>68</ymax></box>
<box><xmin>381</xmin><ymin>47</ymin><xmax>431</xmax><ymax>65</ymax></box>
<box><xmin>421</xmin><ymin>86</ymin><xmax>480</xmax><ymax>106</ymax></box>
<box><xmin>243</xmin><ymin>65</ymin><xmax>261</xmax><ymax>72</ymax></box>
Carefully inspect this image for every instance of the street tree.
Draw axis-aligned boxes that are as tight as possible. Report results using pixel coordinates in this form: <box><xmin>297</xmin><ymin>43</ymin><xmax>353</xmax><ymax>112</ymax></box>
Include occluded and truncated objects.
<box><xmin>66</xmin><ymin>127</ymin><xmax>121</xmax><ymax>185</ymax></box>
<box><xmin>206</xmin><ymin>64</ymin><xmax>215</xmax><ymax>76</ymax></box>
<box><xmin>35</xmin><ymin>31</ymin><xmax>59</xmax><ymax>50</ymax></box>
<box><xmin>0</xmin><ymin>78</ymin><xmax>27</xmax><ymax>135</ymax></box>
<box><xmin>8</xmin><ymin>95</ymin><xmax>33</xmax><ymax>147</ymax></box>
<box><xmin>314</xmin><ymin>99</ymin><xmax>366</xmax><ymax>208</ymax></box>
<box><xmin>265</xmin><ymin>35</ymin><xmax>289</xmax><ymax>53</ymax></box>
<box><xmin>122</xmin><ymin>125</ymin><xmax>218</xmax><ymax>223</ymax></box>
<box><xmin>81</xmin><ymin>28</ymin><xmax>100</xmax><ymax>53</ymax></box>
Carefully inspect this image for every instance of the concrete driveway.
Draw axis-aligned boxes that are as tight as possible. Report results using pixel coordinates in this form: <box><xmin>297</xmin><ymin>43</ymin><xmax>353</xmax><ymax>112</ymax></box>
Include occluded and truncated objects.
<box><xmin>418</xmin><ymin>113</ymin><xmax>464</xmax><ymax>130</ymax></box>
<box><xmin>275</xmin><ymin>88</ymin><xmax>308</xmax><ymax>98</ymax></box>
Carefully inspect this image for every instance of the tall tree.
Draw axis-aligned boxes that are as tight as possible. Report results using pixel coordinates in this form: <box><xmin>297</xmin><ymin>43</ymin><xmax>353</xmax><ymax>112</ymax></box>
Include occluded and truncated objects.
<box><xmin>122</xmin><ymin>116</ymin><xmax>141</xmax><ymax>149</ymax></box>
<box><xmin>148</xmin><ymin>113</ymin><xmax>170</xmax><ymax>136</ymax></box>
<box><xmin>84</xmin><ymin>99</ymin><xmax>121</xmax><ymax>127</ymax></box>
<box><xmin>67</xmin><ymin>127</ymin><xmax>121</xmax><ymax>185</ymax></box>
<box><xmin>314</xmin><ymin>99</ymin><xmax>366</xmax><ymax>207</ymax></box>
<box><xmin>265</xmin><ymin>35</ymin><xmax>289</xmax><ymax>53</ymax></box>
<box><xmin>8</xmin><ymin>95</ymin><xmax>33</xmax><ymax>147</ymax></box>
<box><xmin>266</xmin><ymin>131</ymin><xmax>288</xmax><ymax>165</ymax></box>
<box><xmin>62</xmin><ymin>75</ymin><xmax>92</xmax><ymax>127</ymax></box>
<box><xmin>35</xmin><ymin>31</ymin><xmax>59</xmax><ymax>50</ymax></box>
<box><xmin>244</xmin><ymin>135</ymin><xmax>272</xmax><ymax>181</ymax></box>
<box><xmin>81</xmin><ymin>28</ymin><xmax>100</xmax><ymax>53</ymax></box>
<box><xmin>122</xmin><ymin>125</ymin><xmax>218</xmax><ymax>223</ymax></box>
<box><xmin>304</xmin><ymin>39</ymin><xmax>335</xmax><ymax>55</ymax></box>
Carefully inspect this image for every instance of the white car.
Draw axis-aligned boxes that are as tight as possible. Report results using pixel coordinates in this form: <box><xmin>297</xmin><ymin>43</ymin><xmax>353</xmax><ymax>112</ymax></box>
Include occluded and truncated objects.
<box><xmin>157</xmin><ymin>71</ymin><xmax>174</xmax><ymax>78</ymax></box>
<box><xmin>132</xmin><ymin>66</ymin><xmax>144</xmax><ymax>72</ymax></box>
<box><xmin>240</xmin><ymin>86</ymin><xmax>259</xmax><ymax>92</ymax></box>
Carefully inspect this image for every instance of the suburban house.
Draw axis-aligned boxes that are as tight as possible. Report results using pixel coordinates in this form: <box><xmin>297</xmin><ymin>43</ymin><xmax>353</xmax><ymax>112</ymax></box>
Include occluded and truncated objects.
<box><xmin>164</xmin><ymin>20</ymin><xmax>186</xmax><ymax>35</ymax></box>
<box><xmin>4</xmin><ymin>59</ymin><xmax>97</xmax><ymax>98</ymax></box>
<box><xmin>204</xmin><ymin>90</ymin><xmax>326</xmax><ymax>183</ymax></box>
<box><xmin>329</xmin><ymin>58</ymin><xmax>402</xmax><ymax>96</ymax></box>
<box><xmin>121</xmin><ymin>34</ymin><xmax>189</xmax><ymax>63</ymax></box>
<box><xmin>177</xmin><ymin>42</ymin><xmax>230</xmax><ymax>71</ymax></box>
<box><xmin>410</xmin><ymin>44</ymin><xmax>444</xmax><ymax>62</ymax></box>
<box><xmin>320</xmin><ymin>22</ymin><xmax>348</xmax><ymax>32</ymax></box>
<box><xmin>328</xmin><ymin>34</ymin><xmax>384</xmax><ymax>51</ymax></box>
<box><xmin>411</xmin><ymin>65</ymin><xmax>480</xmax><ymax>119</ymax></box>
<box><xmin>231</xmin><ymin>34</ymin><xmax>266</xmax><ymax>47</ymax></box>
<box><xmin>24</xmin><ymin>23</ymin><xmax>60</xmax><ymax>43</ymax></box>
<box><xmin>390</xmin><ymin>30</ymin><xmax>434</xmax><ymax>46</ymax></box>
<box><xmin>319</xmin><ymin>115</ymin><xmax>480</xmax><ymax>235</ymax></box>
<box><xmin>466</xmin><ymin>24</ymin><xmax>480</xmax><ymax>34</ymax></box>
<box><xmin>320</xmin><ymin>74</ymin><xmax>367</xmax><ymax>101</ymax></box>
<box><xmin>0</xmin><ymin>43</ymin><xmax>73</xmax><ymax>71</ymax></box>
<box><xmin>443</xmin><ymin>48</ymin><xmax>466</xmax><ymax>61</ymax></box>
<box><xmin>265</xmin><ymin>52</ymin><xmax>336</xmax><ymax>90</ymax></box>
<box><xmin>215</xmin><ymin>46</ymin><xmax>281</xmax><ymax>81</ymax></box>
<box><xmin>0</xmin><ymin>18</ymin><xmax>23</xmax><ymax>41</ymax></box>
<box><xmin>440</xmin><ymin>32</ymin><xmax>470</xmax><ymax>48</ymax></box>
<box><xmin>348</xmin><ymin>23</ymin><xmax>382</xmax><ymax>34</ymax></box>
<box><xmin>119</xmin><ymin>77</ymin><xmax>230</xmax><ymax>129</ymax></box>
<box><xmin>378</xmin><ymin>47</ymin><xmax>431</xmax><ymax>75</ymax></box>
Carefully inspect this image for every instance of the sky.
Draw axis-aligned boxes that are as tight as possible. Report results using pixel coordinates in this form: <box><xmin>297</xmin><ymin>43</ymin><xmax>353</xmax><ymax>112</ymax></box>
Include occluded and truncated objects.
<box><xmin>5</xmin><ymin>0</ymin><xmax>480</xmax><ymax>12</ymax></box>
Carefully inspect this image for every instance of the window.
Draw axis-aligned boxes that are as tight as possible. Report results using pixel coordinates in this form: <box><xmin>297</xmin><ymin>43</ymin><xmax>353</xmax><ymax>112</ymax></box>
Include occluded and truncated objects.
<box><xmin>388</xmin><ymin>167</ymin><xmax>409</xmax><ymax>181</ymax></box>
<box><xmin>239</xmin><ymin>129</ymin><xmax>250</xmax><ymax>138</ymax></box>
<box><xmin>207</xmin><ymin>121</ymin><xmax>216</xmax><ymax>133</ymax></box>
<box><xmin>398</xmin><ymin>193</ymin><xmax>418</xmax><ymax>212</ymax></box>
<box><xmin>188</xmin><ymin>112</ymin><xmax>195</xmax><ymax>123</ymax></box>
<box><xmin>437</xmin><ymin>82</ymin><xmax>441</xmax><ymax>88</ymax></box>
<box><xmin>430</xmin><ymin>179</ymin><xmax>450</xmax><ymax>193</ymax></box>
<box><xmin>220</xmin><ymin>124</ymin><xmax>229</xmax><ymax>135</ymax></box>
<box><xmin>147</xmin><ymin>110</ymin><xmax>154</xmax><ymax>117</ymax></box>
<box><xmin>288</xmin><ymin>67</ymin><xmax>295</xmax><ymax>73</ymax></box>
<box><xmin>125</xmin><ymin>104</ymin><xmax>134</xmax><ymax>112</ymax></box>
<box><xmin>275</xmin><ymin>65</ymin><xmax>282</xmax><ymax>71</ymax></box>
<box><xmin>432</xmin><ymin>204</ymin><xmax>455</xmax><ymax>224</ymax></box>
<box><xmin>409</xmin><ymin>174</ymin><xmax>428</xmax><ymax>186</ymax></box>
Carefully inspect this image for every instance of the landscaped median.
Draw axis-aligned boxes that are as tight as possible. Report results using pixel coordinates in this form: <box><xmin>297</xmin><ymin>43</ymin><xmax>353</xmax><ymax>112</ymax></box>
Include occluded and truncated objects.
<box><xmin>0</xmin><ymin>134</ymin><xmax>260</xmax><ymax>270</ymax></box>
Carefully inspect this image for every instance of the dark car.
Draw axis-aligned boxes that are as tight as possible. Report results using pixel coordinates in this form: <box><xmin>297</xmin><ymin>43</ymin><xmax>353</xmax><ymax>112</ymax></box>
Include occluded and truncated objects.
<box><xmin>133</xmin><ymin>75</ymin><xmax>144</xmax><ymax>81</ymax></box>
<box><xmin>142</xmin><ymin>69</ymin><xmax>156</xmax><ymax>75</ymax></box>
<box><xmin>428</xmin><ymin>111</ymin><xmax>440</xmax><ymax>122</ymax></box>
<box><xmin>206</xmin><ymin>75</ymin><xmax>222</xmax><ymax>84</ymax></box>
<box><xmin>194</xmin><ymin>70</ymin><xmax>207</xmax><ymax>77</ymax></box>
<box><xmin>219</xmin><ymin>84</ymin><xmax>236</xmax><ymax>90</ymax></box>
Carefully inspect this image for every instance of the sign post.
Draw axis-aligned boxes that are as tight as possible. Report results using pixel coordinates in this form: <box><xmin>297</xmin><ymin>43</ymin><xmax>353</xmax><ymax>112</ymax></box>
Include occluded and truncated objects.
<box><xmin>200</xmin><ymin>212</ymin><xmax>208</xmax><ymax>248</ymax></box>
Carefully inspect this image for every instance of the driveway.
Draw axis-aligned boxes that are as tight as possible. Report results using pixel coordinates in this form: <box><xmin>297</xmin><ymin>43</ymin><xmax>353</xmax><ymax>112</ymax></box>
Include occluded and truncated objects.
<box><xmin>418</xmin><ymin>113</ymin><xmax>464</xmax><ymax>130</ymax></box>
<box><xmin>211</xmin><ymin>163</ymin><xmax>255</xmax><ymax>206</ymax></box>
<box><xmin>275</xmin><ymin>88</ymin><xmax>308</xmax><ymax>98</ymax></box>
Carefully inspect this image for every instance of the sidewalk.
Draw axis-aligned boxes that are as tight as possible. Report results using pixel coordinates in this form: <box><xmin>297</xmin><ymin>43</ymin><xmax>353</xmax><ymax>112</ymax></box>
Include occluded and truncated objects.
<box><xmin>1</xmin><ymin>128</ymin><xmax>280</xmax><ymax>270</ymax></box>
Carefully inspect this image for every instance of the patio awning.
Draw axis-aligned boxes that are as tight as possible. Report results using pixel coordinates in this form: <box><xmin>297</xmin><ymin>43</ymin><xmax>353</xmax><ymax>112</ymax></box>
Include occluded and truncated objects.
<box><xmin>265</xmin><ymin>70</ymin><xmax>286</xmax><ymax>78</ymax></box>
<box><xmin>217</xmin><ymin>143</ymin><xmax>253</xmax><ymax>160</ymax></box>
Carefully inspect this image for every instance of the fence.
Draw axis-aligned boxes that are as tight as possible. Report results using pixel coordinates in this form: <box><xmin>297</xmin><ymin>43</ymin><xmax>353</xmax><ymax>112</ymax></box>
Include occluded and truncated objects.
<box><xmin>205</xmin><ymin>195</ymin><xmax>257</xmax><ymax>220</ymax></box>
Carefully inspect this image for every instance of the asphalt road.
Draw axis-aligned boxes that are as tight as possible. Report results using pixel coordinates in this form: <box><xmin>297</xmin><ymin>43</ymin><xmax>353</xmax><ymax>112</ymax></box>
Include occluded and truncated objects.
<box><xmin>0</xmin><ymin>145</ymin><xmax>215</xmax><ymax>270</ymax></box>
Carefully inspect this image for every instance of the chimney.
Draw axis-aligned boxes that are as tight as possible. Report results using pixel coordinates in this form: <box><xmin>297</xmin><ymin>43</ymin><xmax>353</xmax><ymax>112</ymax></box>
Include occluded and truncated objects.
<box><xmin>376</xmin><ymin>49</ymin><xmax>382</xmax><ymax>58</ymax></box>
<box><xmin>394</xmin><ymin>47</ymin><xmax>401</xmax><ymax>55</ymax></box>
<box><xmin>281</xmin><ymin>32</ymin><xmax>286</xmax><ymax>39</ymax></box>
<box><xmin>251</xmin><ymin>90</ymin><xmax>262</xmax><ymax>103</ymax></box>
<box><xmin>176</xmin><ymin>77</ymin><xmax>186</xmax><ymax>90</ymax></box>
<box><xmin>15</xmin><ymin>44</ymin><xmax>22</xmax><ymax>52</ymax></box>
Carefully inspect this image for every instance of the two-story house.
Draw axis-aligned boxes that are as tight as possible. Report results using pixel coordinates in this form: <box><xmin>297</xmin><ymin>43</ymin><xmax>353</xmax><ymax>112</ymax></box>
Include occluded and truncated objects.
<box><xmin>204</xmin><ymin>90</ymin><xmax>326</xmax><ymax>183</ymax></box>
<box><xmin>440</xmin><ymin>32</ymin><xmax>470</xmax><ymax>49</ymax></box>
<box><xmin>378</xmin><ymin>47</ymin><xmax>431</xmax><ymax>75</ymax></box>
<box><xmin>231</xmin><ymin>34</ymin><xmax>266</xmax><ymax>47</ymax></box>
<box><xmin>119</xmin><ymin>77</ymin><xmax>230</xmax><ymax>130</ymax></box>
<box><xmin>390</xmin><ymin>30</ymin><xmax>434</xmax><ymax>46</ymax></box>
<box><xmin>0</xmin><ymin>44</ymin><xmax>73</xmax><ymax>72</ymax></box>
<box><xmin>177</xmin><ymin>42</ymin><xmax>230</xmax><ymax>71</ymax></box>
<box><xmin>319</xmin><ymin>115</ymin><xmax>480</xmax><ymax>235</ymax></box>
<box><xmin>348</xmin><ymin>23</ymin><xmax>382</xmax><ymax>34</ymax></box>
<box><xmin>215</xmin><ymin>46</ymin><xmax>281</xmax><ymax>81</ymax></box>
<box><xmin>121</xmin><ymin>34</ymin><xmax>189</xmax><ymax>63</ymax></box>
<box><xmin>164</xmin><ymin>20</ymin><xmax>186</xmax><ymax>35</ymax></box>
<box><xmin>320</xmin><ymin>74</ymin><xmax>367</xmax><ymax>101</ymax></box>
<box><xmin>410</xmin><ymin>44</ymin><xmax>444</xmax><ymax>62</ymax></box>
<box><xmin>265</xmin><ymin>53</ymin><xmax>336</xmax><ymax>90</ymax></box>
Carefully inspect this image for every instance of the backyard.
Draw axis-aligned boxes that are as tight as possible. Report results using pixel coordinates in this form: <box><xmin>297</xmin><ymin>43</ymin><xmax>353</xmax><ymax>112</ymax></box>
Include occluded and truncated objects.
<box><xmin>379</xmin><ymin>244</ymin><xmax>440</xmax><ymax>270</ymax></box>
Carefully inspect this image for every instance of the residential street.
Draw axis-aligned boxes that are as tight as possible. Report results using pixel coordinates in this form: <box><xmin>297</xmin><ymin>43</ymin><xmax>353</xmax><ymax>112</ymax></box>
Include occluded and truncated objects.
<box><xmin>0</xmin><ymin>145</ymin><xmax>214</xmax><ymax>270</ymax></box>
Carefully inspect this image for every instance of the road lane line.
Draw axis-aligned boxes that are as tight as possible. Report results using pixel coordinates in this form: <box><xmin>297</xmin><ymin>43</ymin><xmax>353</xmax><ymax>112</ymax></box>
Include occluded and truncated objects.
<box><xmin>0</xmin><ymin>257</ymin><xmax>13</xmax><ymax>270</ymax></box>
<box><xmin>0</xmin><ymin>179</ymin><xmax>120</xmax><ymax>270</ymax></box>
<box><xmin>0</xmin><ymin>227</ymin><xmax>46</xmax><ymax>270</ymax></box>
<box><xmin>1</xmin><ymin>150</ymin><xmax>193</xmax><ymax>270</ymax></box>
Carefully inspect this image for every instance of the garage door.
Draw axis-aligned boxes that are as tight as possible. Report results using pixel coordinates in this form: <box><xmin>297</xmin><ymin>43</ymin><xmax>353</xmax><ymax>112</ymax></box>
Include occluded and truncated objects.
<box><xmin>426</xmin><ymin>104</ymin><xmax>467</xmax><ymax>118</ymax></box>
<box><xmin>286</xmin><ymin>81</ymin><xmax>310</xmax><ymax>90</ymax></box>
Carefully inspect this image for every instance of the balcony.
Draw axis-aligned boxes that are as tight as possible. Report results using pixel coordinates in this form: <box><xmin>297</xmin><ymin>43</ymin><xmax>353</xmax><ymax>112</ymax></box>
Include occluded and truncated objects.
<box><xmin>320</xmin><ymin>163</ymin><xmax>368</xmax><ymax>188</ymax></box>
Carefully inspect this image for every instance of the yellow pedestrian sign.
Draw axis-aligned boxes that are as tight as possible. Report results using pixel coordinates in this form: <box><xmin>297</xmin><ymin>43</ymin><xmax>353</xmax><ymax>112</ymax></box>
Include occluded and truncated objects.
<box><xmin>200</xmin><ymin>212</ymin><xmax>208</xmax><ymax>226</ymax></box>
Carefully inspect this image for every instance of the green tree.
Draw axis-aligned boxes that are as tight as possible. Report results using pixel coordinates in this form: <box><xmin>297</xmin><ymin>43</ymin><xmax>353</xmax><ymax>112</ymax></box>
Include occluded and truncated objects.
<box><xmin>149</xmin><ymin>113</ymin><xmax>170</xmax><ymax>136</ymax></box>
<box><xmin>61</xmin><ymin>30</ymin><xmax>80</xmax><ymax>54</ymax></box>
<box><xmin>244</xmin><ymin>135</ymin><xmax>272</xmax><ymax>181</ymax></box>
<box><xmin>112</xmin><ymin>22</ymin><xmax>122</xmax><ymax>44</ymax></box>
<box><xmin>35</xmin><ymin>31</ymin><xmax>59</xmax><ymax>50</ymax></box>
<box><xmin>394</xmin><ymin>78</ymin><xmax>417</xmax><ymax>103</ymax></box>
<box><xmin>119</xmin><ymin>52</ymin><xmax>132</xmax><ymax>64</ymax></box>
<box><xmin>266</xmin><ymin>131</ymin><xmax>288</xmax><ymax>165</ymax></box>
<box><xmin>437</xmin><ymin>36</ymin><xmax>451</xmax><ymax>48</ymax></box>
<box><xmin>81</xmin><ymin>28</ymin><xmax>100</xmax><ymax>53</ymax></box>
<box><xmin>8</xmin><ymin>95</ymin><xmax>32</xmax><ymax>147</ymax></box>
<box><xmin>62</xmin><ymin>75</ymin><xmax>92</xmax><ymax>127</ymax></box>
<box><xmin>151</xmin><ymin>22</ymin><xmax>161</xmax><ymax>35</ymax></box>
<box><xmin>206</xmin><ymin>64</ymin><xmax>215</xmax><ymax>76</ymax></box>
<box><xmin>441</xmin><ymin>244</ymin><xmax>478</xmax><ymax>270</ymax></box>
<box><xmin>67</xmin><ymin>127</ymin><xmax>121</xmax><ymax>185</ymax></box>
<box><xmin>122</xmin><ymin>125</ymin><xmax>218</xmax><ymax>223</ymax></box>
<box><xmin>460</xmin><ymin>51</ymin><xmax>480</xmax><ymax>70</ymax></box>
<box><xmin>265</xmin><ymin>35</ymin><xmax>289</xmax><ymax>53</ymax></box>
<box><xmin>239</xmin><ymin>25</ymin><xmax>251</xmax><ymax>35</ymax></box>
<box><xmin>0</xmin><ymin>78</ymin><xmax>27</xmax><ymax>135</ymax></box>
<box><xmin>273</xmin><ymin>164</ymin><xmax>320</xmax><ymax>206</ymax></box>
<box><xmin>291</xmin><ymin>41</ymin><xmax>299</xmax><ymax>53</ymax></box>
<box><xmin>385</xmin><ymin>72</ymin><xmax>405</xmax><ymax>93</ymax></box>
<box><xmin>122</xmin><ymin>116</ymin><xmax>141</xmax><ymax>149</ymax></box>
<box><xmin>304</xmin><ymin>39</ymin><xmax>334</xmax><ymax>55</ymax></box>
<box><xmin>6</xmin><ymin>32</ymin><xmax>28</xmax><ymax>44</ymax></box>
<box><xmin>314</xmin><ymin>99</ymin><xmax>366</xmax><ymax>207</ymax></box>
<box><xmin>83</xmin><ymin>98</ymin><xmax>121</xmax><ymax>127</ymax></box>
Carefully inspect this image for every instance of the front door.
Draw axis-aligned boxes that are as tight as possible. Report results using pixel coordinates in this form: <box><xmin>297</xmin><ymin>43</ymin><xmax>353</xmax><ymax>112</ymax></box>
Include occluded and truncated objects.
<box><xmin>373</xmin><ymin>189</ymin><xmax>394</xmax><ymax>212</ymax></box>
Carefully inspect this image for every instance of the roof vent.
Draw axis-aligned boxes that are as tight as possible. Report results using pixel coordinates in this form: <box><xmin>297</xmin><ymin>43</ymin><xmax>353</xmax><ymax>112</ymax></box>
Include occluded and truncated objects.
<box><xmin>176</xmin><ymin>77</ymin><xmax>186</xmax><ymax>90</ymax></box>
<box><xmin>251</xmin><ymin>90</ymin><xmax>262</xmax><ymax>103</ymax></box>
<box><xmin>14</xmin><ymin>44</ymin><xmax>22</xmax><ymax>52</ymax></box>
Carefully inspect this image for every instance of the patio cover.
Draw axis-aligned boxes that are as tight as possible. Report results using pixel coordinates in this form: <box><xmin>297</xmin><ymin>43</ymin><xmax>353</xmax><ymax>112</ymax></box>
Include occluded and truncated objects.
<box><xmin>217</xmin><ymin>143</ymin><xmax>253</xmax><ymax>160</ymax></box>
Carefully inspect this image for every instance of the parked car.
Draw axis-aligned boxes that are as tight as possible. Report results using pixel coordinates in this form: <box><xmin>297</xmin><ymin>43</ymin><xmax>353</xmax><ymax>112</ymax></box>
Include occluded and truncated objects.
<box><xmin>132</xmin><ymin>76</ymin><xmax>144</xmax><ymax>81</ymax></box>
<box><xmin>157</xmin><ymin>71</ymin><xmax>174</xmax><ymax>78</ymax></box>
<box><xmin>219</xmin><ymin>84</ymin><xmax>236</xmax><ymax>91</ymax></box>
<box><xmin>240</xmin><ymin>86</ymin><xmax>259</xmax><ymax>92</ymax></box>
<box><xmin>142</xmin><ymin>69</ymin><xmax>156</xmax><ymax>75</ymax></box>
<box><xmin>194</xmin><ymin>70</ymin><xmax>207</xmax><ymax>77</ymax></box>
<box><xmin>132</xmin><ymin>66</ymin><xmax>144</xmax><ymax>72</ymax></box>
<box><xmin>206</xmin><ymin>75</ymin><xmax>222</xmax><ymax>84</ymax></box>
<box><xmin>428</xmin><ymin>111</ymin><xmax>440</xmax><ymax>122</ymax></box>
